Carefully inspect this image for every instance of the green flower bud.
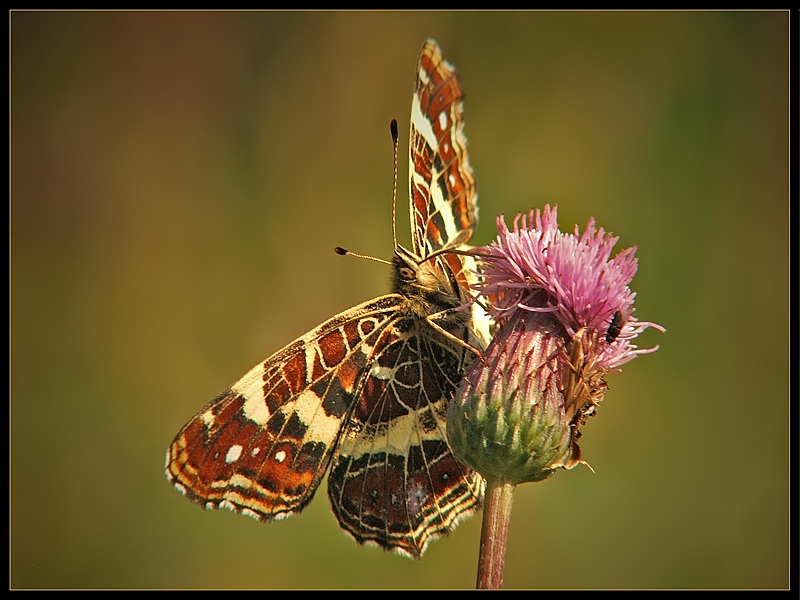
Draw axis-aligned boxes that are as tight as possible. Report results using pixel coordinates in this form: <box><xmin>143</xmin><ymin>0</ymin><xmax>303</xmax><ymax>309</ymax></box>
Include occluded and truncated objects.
<box><xmin>447</xmin><ymin>312</ymin><xmax>603</xmax><ymax>485</ymax></box>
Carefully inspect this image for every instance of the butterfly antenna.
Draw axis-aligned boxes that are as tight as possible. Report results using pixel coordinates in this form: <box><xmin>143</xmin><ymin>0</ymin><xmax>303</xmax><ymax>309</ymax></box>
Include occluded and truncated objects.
<box><xmin>331</xmin><ymin>120</ymin><xmax>399</xmax><ymax>269</ymax></box>
<box><xmin>334</xmin><ymin>246</ymin><xmax>392</xmax><ymax>266</ymax></box>
<box><xmin>390</xmin><ymin>119</ymin><xmax>399</xmax><ymax>250</ymax></box>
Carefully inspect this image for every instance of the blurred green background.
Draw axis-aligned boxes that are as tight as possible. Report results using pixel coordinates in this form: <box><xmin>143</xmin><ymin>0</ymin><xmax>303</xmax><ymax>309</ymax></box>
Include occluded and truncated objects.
<box><xmin>11</xmin><ymin>11</ymin><xmax>788</xmax><ymax>590</ymax></box>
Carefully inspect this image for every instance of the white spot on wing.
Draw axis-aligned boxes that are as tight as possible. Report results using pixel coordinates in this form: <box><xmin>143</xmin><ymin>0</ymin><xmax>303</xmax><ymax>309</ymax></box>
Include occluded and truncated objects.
<box><xmin>225</xmin><ymin>444</ymin><xmax>243</xmax><ymax>464</ymax></box>
<box><xmin>369</xmin><ymin>363</ymin><xmax>394</xmax><ymax>380</ymax></box>
<box><xmin>438</xmin><ymin>110</ymin><xmax>448</xmax><ymax>131</ymax></box>
<box><xmin>407</xmin><ymin>479</ymin><xmax>429</xmax><ymax>517</ymax></box>
<box><xmin>275</xmin><ymin>450</ymin><xmax>286</xmax><ymax>463</ymax></box>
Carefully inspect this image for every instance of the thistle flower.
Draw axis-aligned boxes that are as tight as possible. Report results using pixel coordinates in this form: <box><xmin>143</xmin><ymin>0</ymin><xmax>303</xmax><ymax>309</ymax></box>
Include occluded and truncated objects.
<box><xmin>449</xmin><ymin>205</ymin><xmax>665</xmax><ymax>589</ymax></box>
<box><xmin>447</xmin><ymin>204</ymin><xmax>665</xmax><ymax>486</ymax></box>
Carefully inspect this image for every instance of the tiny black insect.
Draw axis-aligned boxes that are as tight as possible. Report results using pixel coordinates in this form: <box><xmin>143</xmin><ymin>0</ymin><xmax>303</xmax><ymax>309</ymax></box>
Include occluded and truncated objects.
<box><xmin>606</xmin><ymin>310</ymin><xmax>624</xmax><ymax>343</ymax></box>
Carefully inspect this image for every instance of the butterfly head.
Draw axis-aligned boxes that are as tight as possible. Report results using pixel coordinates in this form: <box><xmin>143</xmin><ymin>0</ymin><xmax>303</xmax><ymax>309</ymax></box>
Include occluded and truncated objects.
<box><xmin>391</xmin><ymin>244</ymin><xmax>464</xmax><ymax>318</ymax></box>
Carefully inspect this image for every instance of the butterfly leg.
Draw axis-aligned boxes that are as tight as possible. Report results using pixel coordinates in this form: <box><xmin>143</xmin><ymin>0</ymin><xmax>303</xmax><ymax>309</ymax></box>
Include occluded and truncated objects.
<box><xmin>424</xmin><ymin>307</ymin><xmax>484</xmax><ymax>359</ymax></box>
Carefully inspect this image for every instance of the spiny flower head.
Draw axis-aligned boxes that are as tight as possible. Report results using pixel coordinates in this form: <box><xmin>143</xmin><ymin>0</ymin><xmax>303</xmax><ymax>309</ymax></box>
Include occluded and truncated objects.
<box><xmin>447</xmin><ymin>205</ymin><xmax>664</xmax><ymax>485</ymax></box>
<box><xmin>478</xmin><ymin>204</ymin><xmax>663</xmax><ymax>369</ymax></box>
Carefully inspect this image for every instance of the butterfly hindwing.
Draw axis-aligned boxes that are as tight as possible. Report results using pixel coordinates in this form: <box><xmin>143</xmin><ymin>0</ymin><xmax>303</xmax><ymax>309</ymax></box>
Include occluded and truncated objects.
<box><xmin>328</xmin><ymin>312</ymin><xmax>483</xmax><ymax>558</ymax></box>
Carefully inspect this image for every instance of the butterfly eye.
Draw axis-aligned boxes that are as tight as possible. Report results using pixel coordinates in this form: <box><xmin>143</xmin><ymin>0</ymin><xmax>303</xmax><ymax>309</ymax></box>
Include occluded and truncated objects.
<box><xmin>399</xmin><ymin>266</ymin><xmax>415</xmax><ymax>281</ymax></box>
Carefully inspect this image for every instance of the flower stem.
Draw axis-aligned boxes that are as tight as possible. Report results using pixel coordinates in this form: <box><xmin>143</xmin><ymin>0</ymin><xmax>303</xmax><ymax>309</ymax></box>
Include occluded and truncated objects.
<box><xmin>476</xmin><ymin>480</ymin><xmax>515</xmax><ymax>589</ymax></box>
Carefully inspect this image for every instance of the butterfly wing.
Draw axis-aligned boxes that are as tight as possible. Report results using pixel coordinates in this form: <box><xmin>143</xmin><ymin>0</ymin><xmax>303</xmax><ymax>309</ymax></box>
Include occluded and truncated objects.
<box><xmin>410</xmin><ymin>40</ymin><xmax>491</xmax><ymax>344</ymax></box>
<box><xmin>327</xmin><ymin>312</ymin><xmax>483</xmax><ymax>559</ymax></box>
<box><xmin>165</xmin><ymin>295</ymin><xmax>406</xmax><ymax>521</ymax></box>
<box><xmin>409</xmin><ymin>39</ymin><xmax>478</xmax><ymax>259</ymax></box>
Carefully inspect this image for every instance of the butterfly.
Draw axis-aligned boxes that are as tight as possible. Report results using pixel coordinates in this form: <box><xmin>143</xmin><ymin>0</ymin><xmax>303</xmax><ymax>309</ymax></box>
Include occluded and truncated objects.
<box><xmin>165</xmin><ymin>39</ymin><xmax>490</xmax><ymax>559</ymax></box>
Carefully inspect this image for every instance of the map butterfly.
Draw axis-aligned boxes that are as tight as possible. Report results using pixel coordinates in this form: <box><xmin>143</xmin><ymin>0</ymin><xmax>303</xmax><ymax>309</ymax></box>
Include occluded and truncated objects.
<box><xmin>166</xmin><ymin>39</ymin><xmax>489</xmax><ymax>559</ymax></box>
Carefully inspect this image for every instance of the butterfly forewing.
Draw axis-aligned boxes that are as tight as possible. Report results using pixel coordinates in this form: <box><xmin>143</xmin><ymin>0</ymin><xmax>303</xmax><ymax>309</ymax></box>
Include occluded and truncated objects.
<box><xmin>167</xmin><ymin>39</ymin><xmax>486</xmax><ymax>559</ymax></box>
<box><xmin>410</xmin><ymin>39</ymin><xmax>478</xmax><ymax>258</ymax></box>
<box><xmin>166</xmin><ymin>295</ymin><xmax>406</xmax><ymax>520</ymax></box>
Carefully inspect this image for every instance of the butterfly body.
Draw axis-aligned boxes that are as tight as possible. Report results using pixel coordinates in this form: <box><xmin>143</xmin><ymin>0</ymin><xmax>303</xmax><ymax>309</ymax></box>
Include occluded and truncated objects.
<box><xmin>166</xmin><ymin>39</ymin><xmax>487</xmax><ymax>559</ymax></box>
